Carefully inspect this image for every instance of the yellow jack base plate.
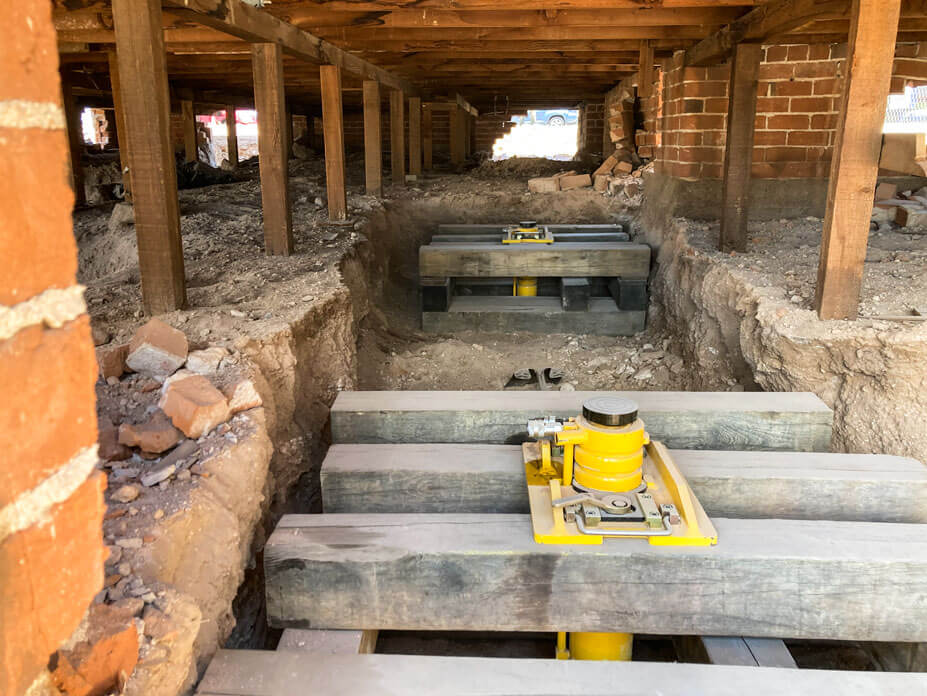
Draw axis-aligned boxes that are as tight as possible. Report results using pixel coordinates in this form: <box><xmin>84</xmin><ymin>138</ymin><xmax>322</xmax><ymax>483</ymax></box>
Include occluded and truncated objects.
<box><xmin>523</xmin><ymin>440</ymin><xmax>718</xmax><ymax>546</ymax></box>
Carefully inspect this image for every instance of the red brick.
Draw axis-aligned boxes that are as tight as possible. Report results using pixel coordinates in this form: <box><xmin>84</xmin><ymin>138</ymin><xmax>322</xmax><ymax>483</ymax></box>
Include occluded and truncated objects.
<box><xmin>751</xmin><ymin>162</ymin><xmax>779</xmax><ymax>178</ymax></box>
<box><xmin>674</xmin><ymin>162</ymin><xmax>701</xmax><ymax>178</ymax></box>
<box><xmin>794</xmin><ymin>62</ymin><xmax>837</xmax><ymax>79</ymax></box>
<box><xmin>811</xmin><ymin>113</ymin><xmax>838</xmax><ymax>130</ymax></box>
<box><xmin>0</xmin><ymin>127</ymin><xmax>77</xmax><ymax>305</ymax></box>
<box><xmin>757</xmin><ymin>96</ymin><xmax>791</xmax><ymax>113</ymax></box>
<box><xmin>0</xmin><ymin>473</ymin><xmax>105</xmax><ymax>696</ymax></box>
<box><xmin>0</xmin><ymin>0</ymin><xmax>63</xmax><ymax>103</ymax></box>
<box><xmin>679</xmin><ymin>114</ymin><xmax>725</xmax><ymax>130</ymax></box>
<box><xmin>683</xmin><ymin>99</ymin><xmax>704</xmax><ymax>113</ymax></box>
<box><xmin>808</xmin><ymin>45</ymin><xmax>832</xmax><ymax>61</ymax></box>
<box><xmin>894</xmin><ymin>59</ymin><xmax>927</xmax><ymax>80</ymax></box>
<box><xmin>765</xmin><ymin>46</ymin><xmax>789</xmax><ymax>62</ymax></box>
<box><xmin>682</xmin><ymin>67</ymin><xmax>707</xmax><ymax>81</ymax></box>
<box><xmin>678</xmin><ymin>146</ymin><xmax>722</xmax><ymax>164</ymax></box>
<box><xmin>676</xmin><ymin>132</ymin><xmax>702</xmax><ymax>146</ymax></box>
<box><xmin>159</xmin><ymin>374</ymin><xmax>231</xmax><ymax>438</ymax></box>
<box><xmin>754</xmin><ymin>115</ymin><xmax>767</xmax><ymax>130</ymax></box>
<box><xmin>813</xmin><ymin>78</ymin><xmax>840</xmax><ymax>95</ymax></box>
<box><xmin>703</xmin><ymin>98</ymin><xmax>728</xmax><ymax>114</ymax></box>
<box><xmin>759</xmin><ymin>63</ymin><xmax>796</xmax><ymax>80</ymax></box>
<box><xmin>754</xmin><ymin>130</ymin><xmax>788</xmax><ymax>146</ymax></box>
<box><xmin>706</xmin><ymin>65</ymin><xmax>731</xmax><ymax>81</ymax></box>
<box><xmin>895</xmin><ymin>44</ymin><xmax>920</xmax><ymax>58</ymax></box>
<box><xmin>771</xmin><ymin>80</ymin><xmax>814</xmax><ymax>97</ymax></box>
<box><xmin>0</xmin><ymin>318</ymin><xmax>98</xmax><ymax>507</ymax></box>
<box><xmin>787</xmin><ymin>45</ymin><xmax>810</xmax><ymax>61</ymax></box>
<box><xmin>767</xmin><ymin>114</ymin><xmax>810</xmax><ymax>130</ymax></box>
<box><xmin>787</xmin><ymin>130</ymin><xmax>830</xmax><ymax>146</ymax></box>
<box><xmin>637</xmin><ymin>145</ymin><xmax>654</xmax><ymax>158</ymax></box>
<box><xmin>702</xmin><ymin>131</ymin><xmax>726</xmax><ymax>147</ymax></box>
<box><xmin>685</xmin><ymin>81</ymin><xmax>727</xmax><ymax>98</ymax></box>
<box><xmin>764</xmin><ymin>146</ymin><xmax>807</xmax><ymax>162</ymax></box>
<box><xmin>700</xmin><ymin>163</ymin><xmax>722</xmax><ymax>179</ymax></box>
<box><xmin>789</xmin><ymin>96</ymin><xmax>833</xmax><ymax>113</ymax></box>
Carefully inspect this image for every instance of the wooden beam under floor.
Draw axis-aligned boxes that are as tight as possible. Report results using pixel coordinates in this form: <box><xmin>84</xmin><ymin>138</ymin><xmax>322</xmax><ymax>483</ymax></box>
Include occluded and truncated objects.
<box><xmin>111</xmin><ymin>0</ymin><xmax>186</xmax><ymax>314</ymax></box>
<box><xmin>409</xmin><ymin>96</ymin><xmax>422</xmax><ymax>177</ymax></box>
<box><xmin>320</xmin><ymin>65</ymin><xmax>347</xmax><ymax>221</ymax></box>
<box><xmin>719</xmin><ymin>42</ymin><xmax>762</xmax><ymax>253</ymax></box>
<box><xmin>362</xmin><ymin>81</ymin><xmax>382</xmax><ymax>196</ymax></box>
<box><xmin>450</xmin><ymin>106</ymin><xmax>465</xmax><ymax>165</ymax></box>
<box><xmin>181</xmin><ymin>98</ymin><xmax>196</xmax><ymax>163</ymax></box>
<box><xmin>252</xmin><ymin>42</ymin><xmax>294</xmax><ymax>256</ymax></box>
<box><xmin>390</xmin><ymin>89</ymin><xmax>406</xmax><ymax>185</ymax></box>
<box><xmin>422</xmin><ymin>103</ymin><xmax>433</xmax><ymax>171</ymax></box>
<box><xmin>107</xmin><ymin>50</ymin><xmax>131</xmax><ymax>200</ymax></box>
<box><xmin>61</xmin><ymin>73</ymin><xmax>85</xmax><ymax>206</ymax></box>
<box><xmin>225</xmin><ymin>104</ymin><xmax>238</xmax><ymax>168</ymax></box>
<box><xmin>815</xmin><ymin>0</ymin><xmax>902</xmax><ymax>320</ymax></box>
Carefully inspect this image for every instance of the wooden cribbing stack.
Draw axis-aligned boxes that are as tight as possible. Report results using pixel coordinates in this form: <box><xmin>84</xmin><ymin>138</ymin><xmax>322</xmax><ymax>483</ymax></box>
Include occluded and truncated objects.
<box><xmin>198</xmin><ymin>390</ymin><xmax>927</xmax><ymax>694</ymax></box>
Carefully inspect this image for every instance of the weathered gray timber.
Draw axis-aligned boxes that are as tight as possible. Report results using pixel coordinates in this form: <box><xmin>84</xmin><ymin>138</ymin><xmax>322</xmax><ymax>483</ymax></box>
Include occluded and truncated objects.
<box><xmin>276</xmin><ymin>628</ymin><xmax>377</xmax><ymax>655</ymax></box>
<box><xmin>320</xmin><ymin>444</ymin><xmax>927</xmax><ymax>523</ymax></box>
<box><xmin>264</xmin><ymin>513</ymin><xmax>927</xmax><ymax>640</ymax></box>
<box><xmin>676</xmin><ymin>636</ymin><xmax>798</xmax><ymax>668</ymax></box>
<box><xmin>197</xmin><ymin>651</ymin><xmax>927</xmax><ymax>696</ymax></box>
<box><xmin>422</xmin><ymin>297</ymin><xmax>645</xmax><ymax>336</ymax></box>
<box><xmin>419</xmin><ymin>242</ymin><xmax>650</xmax><ymax>278</ymax></box>
<box><xmin>329</xmin><ymin>390</ymin><xmax>834</xmax><ymax>451</ymax></box>
<box><xmin>430</xmin><ymin>232</ymin><xmax>629</xmax><ymax>244</ymax></box>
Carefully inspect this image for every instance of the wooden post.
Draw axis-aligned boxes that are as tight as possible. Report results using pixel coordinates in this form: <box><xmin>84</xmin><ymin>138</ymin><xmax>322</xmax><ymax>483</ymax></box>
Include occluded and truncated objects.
<box><xmin>638</xmin><ymin>40</ymin><xmax>655</xmax><ymax>98</ymax></box>
<box><xmin>252</xmin><ymin>43</ymin><xmax>294</xmax><ymax>255</ymax></box>
<box><xmin>465</xmin><ymin>112</ymin><xmax>473</xmax><ymax>158</ymax></box>
<box><xmin>225</xmin><ymin>105</ymin><xmax>238</xmax><ymax>168</ymax></box>
<box><xmin>423</xmin><ymin>103</ymin><xmax>433</xmax><ymax>171</ymax></box>
<box><xmin>112</xmin><ymin>0</ymin><xmax>186</xmax><ymax>313</ymax></box>
<box><xmin>61</xmin><ymin>74</ymin><xmax>85</xmax><ymax>205</ymax></box>
<box><xmin>390</xmin><ymin>89</ymin><xmax>406</xmax><ymax>185</ymax></box>
<box><xmin>815</xmin><ymin>0</ymin><xmax>901</xmax><ymax>320</ymax></box>
<box><xmin>107</xmin><ymin>50</ymin><xmax>131</xmax><ymax>200</ymax></box>
<box><xmin>409</xmin><ymin>96</ymin><xmax>422</xmax><ymax>177</ymax></box>
<box><xmin>285</xmin><ymin>105</ymin><xmax>293</xmax><ymax>161</ymax></box>
<box><xmin>719</xmin><ymin>43</ymin><xmax>762</xmax><ymax>253</ymax></box>
<box><xmin>362</xmin><ymin>80</ymin><xmax>382</xmax><ymax>196</ymax></box>
<box><xmin>450</xmin><ymin>106</ymin><xmax>465</xmax><ymax>165</ymax></box>
<box><xmin>320</xmin><ymin>65</ymin><xmax>348</xmax><ymax>221</ymax></box>
<box><xmin>181</xmin><ymin>98</ymin><xmax>196</xmax><ymax>163</ymax></box>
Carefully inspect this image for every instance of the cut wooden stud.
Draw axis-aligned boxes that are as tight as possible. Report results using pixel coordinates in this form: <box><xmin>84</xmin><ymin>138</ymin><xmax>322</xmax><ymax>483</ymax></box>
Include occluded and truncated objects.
<box><xmin>719</xmin><ymin>42</ymin><xmax>762</xmax><ymax>253</ymax></box>
<box><xmin>390</xmin><ymin>89</ymin><xmax>406</xmax><ymax>185</ymax></box>
<box><xmin>423</xmin><ymin>103</ymin><xmax>433</xmax><ymax>171</ymax></box>
<box><xmin>61</xmin><ymin>74</ymin><xmax>85</xmax><ymax>205</ymax></box>
<box><xmin>638</xmin><ymin>39</ymin><xmax>654</xmax><ymax>98</ymax></box>
<box><xmin>320</xmin><ymin>65</ymin><xmax>347</xmax><ymax>221</ymax></box>
<box><xmin>815</xmin><ymin>0</ymin><xmax>902</xmax><ymax>320</ymax></box>
<box><xmin>112</xmin><ymin>0</ymin><xmax>186</xmax><ymax>314</ymax></box>
<box><xmin>181</xmin><ymin>98</ymin><xmax>197</xmax><ymax>163</ymax></box>
<box><xmin>252</xmin><ymin>42</ymin><xmax>294</xmax><ymax>256</ymax></box>
<box><xmin>450</xmin><ymin>106</ymin><xmax>465</xmax><ymax>165</ymax></box>
<box><xmin>362</xmin><ymin>81</ymin><xmax>382</xmax><ymax>196</ymax></box>
<box><xmin>329</xmin><ymin>390</ymin><xmax>833</xmax><ymax>451</ymax></box>
<box><xmin>225</xmin><ymin>105</ymin><xmax>238</xmax><ymax>168</ymax></box>
<box><xmin>107</xmin><ymin>50</ymin><xmax>131</xmax><ymax>200</ymax></box>
<box><xmin>409</xmin><ymin>96</ymin><xmax>422</xmax><ymax>176</ymax></box>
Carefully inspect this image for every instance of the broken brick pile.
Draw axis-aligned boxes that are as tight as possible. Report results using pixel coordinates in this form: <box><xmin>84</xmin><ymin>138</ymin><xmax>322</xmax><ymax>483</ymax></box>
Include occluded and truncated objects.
<box><xmin>871</xmin><ymin>182</ymin><xmax>927</xmax><ymax>232</ymax></box>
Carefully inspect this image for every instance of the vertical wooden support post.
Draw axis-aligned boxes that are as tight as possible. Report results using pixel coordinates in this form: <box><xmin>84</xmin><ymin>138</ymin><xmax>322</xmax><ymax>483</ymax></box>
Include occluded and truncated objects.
<box><xmin>815</xmin><ymin>0</ymin><xmax>901</xmax><ymax>320</ymax></box>
<box><xmin>719</xmin><ymin>43</ymin><xmax>762</xmax><ymax>253</ymax></box>
<box><xmin>464</xmin><ymin>112</ymin><xmax>473</xmax><ymax>158</ymax></box>
<box><xmin>320</xmin><ymin>65</ymin><xmax>347</xmax><ymax>221</ymax></box>
<box><xmin>362</xmin><ymin>80</ymin><xmax>382</xmax><ymax>196</ymax></box>
<box><xmin>450</xmin><ymin>106</ymin><xmax>465</xmax><ymax>165</ymax></box>
<box><xmin>252</xmin><ymin>43</ymin><xmax>294</xmax><ymax>255</ymax></box>
<box><xmin>409</xmin><ymin>96</ymin><xmax>422</xmax><ymax>177</ymax></box>
<box><xmin>112</xmin><ymin>0</ymin><xmax>186</xmax><ymax>313</ymax></box>
<box><xmin>181</xmin><ymin>98</ymin><xmax>196</xmax><ymax>163</ymax></box>
<box><xmin>285</xmin><ymin>105</ymin><xmax>293</xmax><ymax>161</ymax></box>
<box><xmin>390</xmin><ymin>89</ymin><xmax>406</xmax><ymax>185</ymax></box>
<box><xmin>107</xmin><ymin>50</ymin><xmax>131</xmax><ymax>200</ymax></box>
<box><xmin>225</xmin><ymin>105</ymin><xmax>238</xmax><ymax>168</ymax></box>
<box><xmin>61</xmin><ymin>74</ymin><xmax>85</xmax><ymax>205</ymax></box>
<box><xmin>638</xmin><ymin>40</ymin><xmax>655</xmax><ymax>98</ymax></box>
<box><xmin>423</xmin><ymin>103</ymin><xmax>433</xmax><ymax>171</ymax></box>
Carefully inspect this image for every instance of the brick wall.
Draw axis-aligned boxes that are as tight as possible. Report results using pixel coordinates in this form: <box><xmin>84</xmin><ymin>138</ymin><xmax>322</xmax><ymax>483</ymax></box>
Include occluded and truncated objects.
<box><xmin>475</xmin><ymin>112</ymin><xmax>515</xmax><ymax>153</ymax></box>
<box><xmin>577</xmin><ymin>100</ymin><xmax>605</xmax><ymax>156</ymax></box>
<box><xmin>0</xmin><ymin>1</ymin><xmax>105</xmax><ymax>694</ymax></box>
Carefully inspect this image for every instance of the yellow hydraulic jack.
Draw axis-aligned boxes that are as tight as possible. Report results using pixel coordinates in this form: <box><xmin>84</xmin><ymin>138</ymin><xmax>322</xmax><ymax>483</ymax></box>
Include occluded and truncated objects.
<box><xmin>523</xmin><ymin>396</ymin><xmax>718</xmax><ymax>661</ymax></box>
<box><xmin>502</xmin><ymin>221</ymin><xmax>552</xmax><ymax>297</ymax></box>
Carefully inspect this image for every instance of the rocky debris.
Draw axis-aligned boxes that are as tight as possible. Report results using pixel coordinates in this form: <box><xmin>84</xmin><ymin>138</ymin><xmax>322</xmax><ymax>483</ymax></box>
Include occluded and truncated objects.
<box><xmin>222</xmin><ymin>377</ymin><xmax>263</xmax><ymax>414</ymax></box>
<box><xmin>109</xmin><ymin>202</ymin><xmax>135</xmax><ymax>230</ymax></box>
<box><xmin>159</xmin><ymin>374</ymin><xmax>231</xmax><ymax>438</ymax></box>
<box><xmin>185</xmin><ymin>346</ymin><xmax>229</xmax><ymax>375</ymax></box>
<box><xmin>99</xmin><ymin>418</ymin><xmax>131</xmax><ymax>462</ymax></box>
<box><xmin>527</xmin><ymin>176</ymin><xmax>560</xmax><ymax>193</ymax></box>
<box><xmin>140</xmin><ymin>464</ymin><xmax>176</xmax><ymax>488</ymax></box>
<box><xmin>126</xmin><ymin>319</ymin><xmax>189</xmax><ymax>377</ymax></box>
<box><xmin>50</xmin><ymin>603</ymin><xmax>140</xmax><ymax>696</ymax></box>
<box><xmin>111</xmin><ymin>484</ymin><xmax>140</xmax><ymax>504</ymax></box>
<box><xmin>118</xmin><ymin>413</ymin><xmax>182</xmax><ymax>454</ymax></box>
<box><xmin>97</xmin><ymin>343</ymin><xmax>129</xmax><ymax>380</ymax></box>
<box><xmin>558</xmin><ymin>173</ymin><xmax>592</xmax><ymax>191</ymax></box>
<box><xmin>92</xmin><ymin>325</ymin><xmax>112</xmax><ymax>346</ymax></box>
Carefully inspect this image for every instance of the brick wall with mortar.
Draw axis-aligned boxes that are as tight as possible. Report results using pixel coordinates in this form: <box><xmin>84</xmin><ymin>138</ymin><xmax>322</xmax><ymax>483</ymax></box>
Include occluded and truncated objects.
<box><xmin>603</xmin><ymin>43</ymin><xmax>927</xmax><ymax>178</ymax></box>
<box><xmin>577</xmin><ymin>100</ymin><xmax>605</xmax><ymax>156</ymax></box>
<box><xmin>0</xmin><ymin>1</ymin><xmax>105</xmax><ymax>694</ymax></box>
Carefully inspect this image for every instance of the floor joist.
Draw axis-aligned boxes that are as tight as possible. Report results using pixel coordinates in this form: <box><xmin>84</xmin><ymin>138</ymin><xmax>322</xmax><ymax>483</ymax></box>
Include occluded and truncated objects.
<box><xmin>329</xmin><ymin>390</ymin><xmax>834</xmax><ymax>450</ymax></box>
<box><xmin>264</xmin><ymin>512</ymin><xmax>927</xmax><ymax>640</ymax></box>
<box><xmin>319</xmin><ymin>444</ymin><xmax>927</xmax><ymax>523</ymax></box>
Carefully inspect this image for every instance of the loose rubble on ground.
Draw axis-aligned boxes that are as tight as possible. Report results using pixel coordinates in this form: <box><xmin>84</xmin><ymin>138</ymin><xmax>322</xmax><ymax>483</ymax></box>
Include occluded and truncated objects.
<box><xmin>521</xmin><ymin>148</ymin><xmax>649</xmax><ymax>209</ymax></box>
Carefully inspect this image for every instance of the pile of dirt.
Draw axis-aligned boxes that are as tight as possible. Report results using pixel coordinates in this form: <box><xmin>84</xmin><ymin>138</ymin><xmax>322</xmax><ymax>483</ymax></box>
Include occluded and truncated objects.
<box><xmin>473</xmin><ymin>156</ymin><xmax>583</xmax><ymax>179</ymax></box>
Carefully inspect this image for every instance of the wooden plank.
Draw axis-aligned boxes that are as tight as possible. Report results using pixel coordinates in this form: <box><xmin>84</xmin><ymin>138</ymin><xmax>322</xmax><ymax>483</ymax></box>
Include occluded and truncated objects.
<box><xmin>265</xmin><ymin>513</ymin><xmax>927</xmax><ymax>639</ymax></box>
<box><xmin>320</xmin><ymin>65</ymin><xmax>347</xmax><ymax>222</ymax></box>
<box><xmin>638</xmin><ymin>39</ymin><xmax>654</xmax><ymax>98</ymax></box>
<box><xmin>111</xmin><ymin>0</ymin><xmax>186</xmax><ymax>314</ymax></box>
<box><xmin>181</xmin><ymin>98</ymin><xmax>197</xmax><ymax>163</ymax></box>
<box><xmin>107</xmin><ymin>50</ymin><xmax>131</xmax><ymax>200</ymax></box>
<box><xmin>422</xmin><ymin>103</ymin><xmax>433</xmax><ymax>171</ymax></box>
<box><xmin>252</xmin><ymin>43</ymin><xmax>293</xmax><ymax>256</ymax></box>
<box><xmin>423</xmin><ymin>297</ymin><xmax>645</xmax><ymax>336</ymax></box>
<box><xmin>437</xmin><ymin>224</ymin><xmax>627</xmax><ymax>234</ymax></box>
<box><xmin>742</xmin><ymin>637</ymin><xmax>798</xmax><ymax>668</ymax></box>
<box><xmin>61</xmin><ymin>74</ymin><xmax>85</xmax><ymax>205</ymax></box>
<box><xmin>389</xmin><ymin>89</ymin><xmax>406</xmax><ymax>185</ymax></box>
<box><xmin>329</xmin><ymin>390</ymin><xmax>834</xmax><ymax>450</ymax></box>
<box><xmin>320</xmin><ymin>444</ymin><xmax>927</xmax><ymax>524</ymax></box>
<box><xmin>450</xmin><ymin>106</ymin><xmax>465</xmax><ymax>165</ymax></box>
<box><xmin>419</xmin><ymin>242</ymin><xmax>650</xmax><ymax>278</ymax></box>
<box><xmin>362</xmin><ymin>81</ymin><xmax>382</xmax><ymax>196</ymax></box>
<box><xmin>409</xmin><ymin>96</ymin><xmax>422</xmax><ymax>176</ymax></box>
<box><xmin>719</xmin><ymin>42</ymin><xmax>762</xmax><ymax>253</ymax></box>
<box><xmin>225</xmin><ymin>105</ymin><xmax>238</xmax><ymax>168</ymax></box>
<box><xmin>277</xmin><ymin>629</ymin><xmax>377</xmax><ymax>655</ymax></box>
<box><xmin>430</xmin><ymin>233</ymin><xmax>628</xmax><ymax>243</ymax></box>
<box><xmin>815</xmin><ymin>0</ymin><xmax>902</xmax><ymax>320</ymax></box>
<box><xmin>197</xmin><ymin>651</ymin><xmax>927</xmax><ymax>696</ymax></box>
